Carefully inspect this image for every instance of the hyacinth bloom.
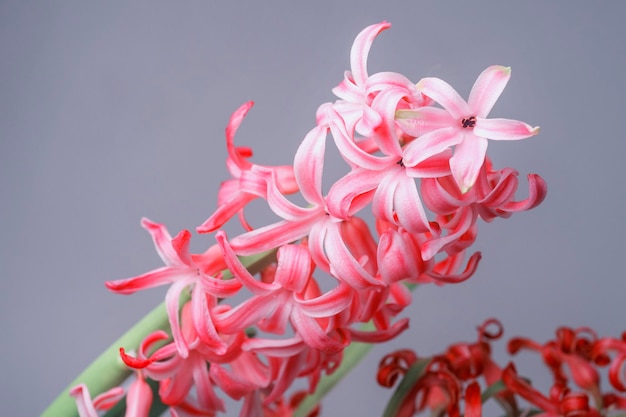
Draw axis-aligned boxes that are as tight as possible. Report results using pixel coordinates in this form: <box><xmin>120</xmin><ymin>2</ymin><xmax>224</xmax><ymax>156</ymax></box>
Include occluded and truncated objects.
<box><xmin>105</xmin><ymin>218</ymin><xmax>241</xmax><ymax>358</ymax></box>
<box><xmin>408</xmin><ymin>66</ymin><xmax>540</xmax><ymax>192</ymax></box>
<box><xmin>56</xmin><ymin>21</ymin><xmax>554</xmax><ymax>417</ymax></box>
<box><xmin>197</xmin><ymin>101</ymin><xmax>298</xmax><ymax>233</ymax></box>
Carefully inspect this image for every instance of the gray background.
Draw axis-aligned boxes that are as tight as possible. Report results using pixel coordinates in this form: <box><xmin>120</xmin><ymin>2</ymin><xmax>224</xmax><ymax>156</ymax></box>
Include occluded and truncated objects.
<box><xmin>2</xmin><ymin>2</ymin><xmax>625</xmax><ymax>416</ymax></box>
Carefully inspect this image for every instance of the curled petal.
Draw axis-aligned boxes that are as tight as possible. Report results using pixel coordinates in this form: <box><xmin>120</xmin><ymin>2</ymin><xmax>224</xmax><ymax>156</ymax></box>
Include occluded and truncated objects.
<box><xmin>226</xmin><ymin>101</ymin><xmax>255</xmax><ymax>170</ymax></box>
<box><xmin>291</xmin><ymin>309</ymin><xmax>347</xmax><ymax>353</ymax></box>
<box><xmin>294</xmin><ymin>125</ymin><xmax>327</xmax><ymax>206</ymax></box>
<box><xmin>350</xmin><ymin>21</ymin><xmax>391</xmax><ymax>86</ymax></box>
<box><xmin>326</xmin><ymin>168</ymin><xmax>386</xmax><ymax>220</ymax></box>
<box><xmin>349</xmin><ymin>318</ymin><xmax>410</xmax><ymax>343</ymax></box>
<box><xmin>325</xmin><ymin>223</ymin><xmax>384</xmax><ymax>289</ymax></box>
<box><xmin>140</xmin><ymin>218</ymin><xmax>181</xmax><ymax>266</ymax></box>
<box><xmin>502</xmin><ymin>174</ymin><xmax>548</xmax><ymax>212</ymax></box>
<box><xmin>216</xmin><ymin>231</ymin><xmax>278</xmax><ymax>295</ymax></box>
<box><xmin>296</xmin><ymin>282</ymin><xmax>353</xmax><ymax>318</ymax></box>
<box><xmin>69</xmin><ymin>384</ymin><xmax>125</xmax><ymax>417</ymax></box>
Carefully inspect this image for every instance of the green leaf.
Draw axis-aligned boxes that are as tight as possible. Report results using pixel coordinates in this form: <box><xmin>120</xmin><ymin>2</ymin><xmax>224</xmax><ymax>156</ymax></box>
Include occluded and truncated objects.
<box><xmin>381</xmin><ymin>358</ymin><xmax>431</xmax><ymax>417</ymax></box>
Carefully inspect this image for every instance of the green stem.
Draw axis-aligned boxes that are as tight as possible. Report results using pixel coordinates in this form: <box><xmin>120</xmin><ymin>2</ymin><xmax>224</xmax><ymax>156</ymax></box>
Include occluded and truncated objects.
<box><xmin>40</xmin><ymin>250</ymin><xmax>276</xmax><ymax>417</ymax></box>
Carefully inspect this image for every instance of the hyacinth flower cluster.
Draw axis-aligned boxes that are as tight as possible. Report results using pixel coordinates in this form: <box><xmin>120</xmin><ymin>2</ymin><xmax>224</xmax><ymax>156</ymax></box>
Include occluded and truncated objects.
<box><xmin>377</xmin><ymin>320</ymin><xmax>626</xmax><ymax>417</ymax></box>
<box><xmin>60</xmin><ymin>21</ymin><xmax>548</xmax><ymax>417</ymax></box>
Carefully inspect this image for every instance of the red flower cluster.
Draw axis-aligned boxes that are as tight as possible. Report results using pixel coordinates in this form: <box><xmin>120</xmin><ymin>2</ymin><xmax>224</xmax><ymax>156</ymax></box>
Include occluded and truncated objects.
<box><xmin>378</xmin><ymin>320</ymin><xmax>626</xmax><ymax>417</ymax></box>
<box><xmin>77</xmin><ymin>22</ymin><xmax>546</xmax><ymax>417</ymax></box>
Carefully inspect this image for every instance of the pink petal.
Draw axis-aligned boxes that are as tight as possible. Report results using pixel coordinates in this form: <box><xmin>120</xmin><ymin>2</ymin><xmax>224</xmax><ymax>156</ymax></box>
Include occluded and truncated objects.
<box><xmin>450</xmin><ymin>133</ymin><xmax>488</xmax><ymax>193</ymax></box>
<box><xmin>366</xmin><ymin>71</ymin><xmax>420</xmax><ymax>98</ymax></box>
<box><xmin>294</xmin><ymin>125</ymin><xmax>327</xmax><ymax>206</ymax></box>
<box><xmin>125</xmin><ymin>376</ymin><xmax>153</xmax><ymax>417</ymax></box>
<box><xmin>228</xmin><ymin>216</ymin><xmax>317</xmax><ymax>256</ymax></box>
<box><xmin>404</xmin><ymin>149</ymin><xmax>452</xmax><ymax>178</ymax></box>
<box><xmin>226</xmin><ymin>101</ymin><xmax>255</xmax><ymax>170</ymax></box>
<box><xmin>421</xmin><ymin>177</ymin><xmax>465</xmax><ymax>215</ymax></box>
<box><xmin>141</xmin><ymin>218</ymin><xmax>180</xmax><ymax>266</ymax></box>
<box><xmin>394</xmin><ymin>173</ymin><xmax>431</xmax><ymax>234</ymax></box>
<box><xmin>325</xmin><ymin>223</ymin><xmax>384</xmax><ymax>289</ymax></box>
<box><xmin>105</xmin><ymin>266</ymin><xmax>179</xmax><ymax>294</ymax></box>
<box><xmin>369</xmin><ymin>87</ymin><xmax>406</xmax><ymax>156</ymax></box>
<box><xmin>193</xmin><ymin>359</ymin><xmax>225</xmax><ymax>411</ymax></box>
<box><xmin>396</xmin><ymin>107</ymin><xmax>455</xmax><ymax>137</ymax></box>
<box><xmin>502</xmin><ymin>173</ymin><xmax>548</xmax><ymax>212</ymax></box>
<box><xmin>196</xmin><ymin>192</ymin><xmax>255</xmax><ymax>233</ymax></box>
<box><xmin>402</xmin><ymin>127</ymin><xmax>461</xmax><ymax>167</ymax></box>
<box><xmin>326</xmin><ymin>106</ymin><xmax>395</xmax><ymax>170</ymax></box>
<box><xmin>474</xmin><ymin>117</ymin><xmax>540</xmax><ymax>140</ymax></box>
<box><xmin>291</xmin><ymin>309</ymin><xmax>346</xmax><ymax>353</ymax></box>
<box><xmin>350</xmin><ymin>21</ymin><xmax>391</xmax><ymax>86</ymax></box>
<box><xmin>242</xmin><ymin>336</ymin><xmax>307</xmax><ymax>357</ymax></box>
<box><xmin>349</xmin><ymin>318</ymin><xmax>410</xmax><ymax>343</ymax></box>
<box><xmin>377</xmin><ymin>229</ymin><xmax>419</xmax><ymax>284</ymax></box>
<box><xmin>216</xmin><ymin>231</ymin><xmax>278</xmax><ymax>295</ymax></box>
<box><xmin>295</xmin><ymin>282</ymin><xmax>353</xmax><ymax>318</ymax></box>
<box><xmin>274</xmin><ymin>244</ymin><xmax>312</xmax><ymax>292</ymax></box>
<box><xmin>326</xmin><ymin>168</ymin><xmax>386</xmax><ymax>220</ymax></box>
<box><xmin>421</xmin><ymin>207</ymin><xmax>477</xmax><ymax>261</ymax></box>
<box><xmin>69</xmin><ymin>384</ymin><xmax>99</xmax><ymax>417</ymax></box>
<box><xmin>416</xmin><ymin>77</ymin><xmax>470</xmax><ymax>119</ymax></box>
<box><xmin>468</xmin><ymin>65</ymin><xmax>511</xmax><ymax>118</ymax></box>
<box><xmin>166</xmin><ymin>280</ymin><xmax>191</xmax><ymax>358</ymax></box>
<box><xmin>190</xmin><ymin>286</ymin><xmax>228</xmax><ymax>353</ymax></box>
<box><xmin>254</xmin><ymin>168</ymin><xmax>313</xmax><ymax>221</ymax></box>
<box><xmin>215</xmin><ymin>296</ymin><xmax>280</xmax><ymax>335</ymax></box>
<box><xmin>171</xmin><ymin>230</ymin><xmax>193</xmax><ymax>266</ymax></box>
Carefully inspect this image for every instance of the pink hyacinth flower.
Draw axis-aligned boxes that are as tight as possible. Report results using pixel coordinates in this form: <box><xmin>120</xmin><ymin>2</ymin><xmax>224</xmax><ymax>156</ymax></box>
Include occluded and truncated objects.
<box><xmin>105</xmin><ymin>218</ymin><xmax>241</xmax><ymax>358</ymax></box>
<box><xmin>415</xmin><ymin>65</ymin><xmax>540</xmax><ymax>192</ymax></box>
<box><xmin>197</xmin><ymin>101</ymin><xmax>297</xmax><ymax>233</ymax></box>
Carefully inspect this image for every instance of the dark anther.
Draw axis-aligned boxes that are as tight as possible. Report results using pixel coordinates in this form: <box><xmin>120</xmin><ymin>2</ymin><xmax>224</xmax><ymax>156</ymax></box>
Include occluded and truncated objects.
<box><xmin>461</xmin><ymin>116</ymin><xmax>477</xmax><ymax>128</ymax></box>
<box><xmin>397</xmin><ymin>158</ymin><xmax>405</xmax><ymax>167</ymax></box>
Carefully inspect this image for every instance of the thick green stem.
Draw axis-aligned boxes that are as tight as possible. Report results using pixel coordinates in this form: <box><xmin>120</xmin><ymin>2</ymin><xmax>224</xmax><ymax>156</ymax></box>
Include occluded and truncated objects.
<box><xmin>40</xmin><ymin>250</ymin><xmax>276</xmax><ymax>417</ymax></box>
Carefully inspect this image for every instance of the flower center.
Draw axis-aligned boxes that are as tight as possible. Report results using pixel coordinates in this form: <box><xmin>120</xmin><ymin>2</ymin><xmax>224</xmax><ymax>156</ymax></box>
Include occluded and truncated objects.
<box><xmin>461</xmin><ymin>116</ymin><xmax>477</xmax><ymax>128</ymax></box>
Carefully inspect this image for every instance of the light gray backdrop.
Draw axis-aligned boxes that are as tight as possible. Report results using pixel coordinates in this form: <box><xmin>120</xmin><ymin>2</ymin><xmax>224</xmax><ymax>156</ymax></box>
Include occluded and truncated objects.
<box><xmin>2</xmin><ymin>2</ymin><xmax>625</xmax><ymax>416</ymax></box>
